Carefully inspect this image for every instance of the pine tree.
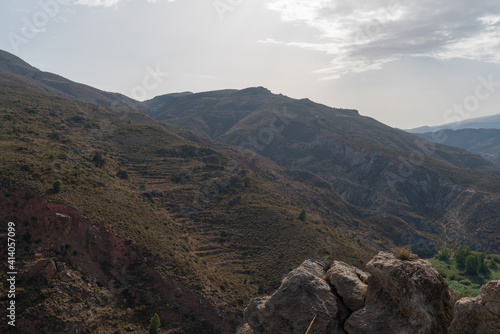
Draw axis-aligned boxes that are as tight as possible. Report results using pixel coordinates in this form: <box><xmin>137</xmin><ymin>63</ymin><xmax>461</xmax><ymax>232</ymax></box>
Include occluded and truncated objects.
<box><xmin>148</xmin><ymin>313</ymin><xmax>160</xmax><ymax>334</ymax></box>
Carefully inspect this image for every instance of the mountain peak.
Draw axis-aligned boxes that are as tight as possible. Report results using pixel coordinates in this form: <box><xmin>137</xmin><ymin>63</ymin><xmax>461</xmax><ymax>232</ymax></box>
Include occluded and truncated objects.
<box><xmin>0</xmin><ymin>49</ymin><xmax>39</xmax><ymax>75</ymax></box>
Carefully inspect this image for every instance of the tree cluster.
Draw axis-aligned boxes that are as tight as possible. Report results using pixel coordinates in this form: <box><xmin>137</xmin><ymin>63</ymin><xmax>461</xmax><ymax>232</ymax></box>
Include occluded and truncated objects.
<box><xmin>453</xmin><ymin>245</ymin><xmax>491</xmax><ymax>277</ymax></box>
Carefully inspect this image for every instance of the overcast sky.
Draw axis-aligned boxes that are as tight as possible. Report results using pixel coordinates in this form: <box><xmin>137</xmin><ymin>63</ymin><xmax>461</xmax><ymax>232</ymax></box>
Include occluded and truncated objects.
<box><xmin>2</xmin><ymin>0</ymin><xmax>500</xmax><ymax>129</ymax></box>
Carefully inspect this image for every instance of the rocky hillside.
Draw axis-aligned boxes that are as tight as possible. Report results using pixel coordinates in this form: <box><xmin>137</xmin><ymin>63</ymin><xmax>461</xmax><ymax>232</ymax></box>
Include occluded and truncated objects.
<box><xmin>2</xmin><ymin>49</ymin><xmax>500</xmax><ymax>332</ymax></box>
<box><xmin>0</xmin><ymin>51</ymin><xmax>375</xmax><ymax>333</ymax></box>
<box><xmin>142</xmin><ymin>88</ymin><xmax>500</xmax><ymax>254</ymax></box>
<box><xmin>242</xmin><ymin>252</ymin><xmax>500</xmax><ymax>334</ymax></box>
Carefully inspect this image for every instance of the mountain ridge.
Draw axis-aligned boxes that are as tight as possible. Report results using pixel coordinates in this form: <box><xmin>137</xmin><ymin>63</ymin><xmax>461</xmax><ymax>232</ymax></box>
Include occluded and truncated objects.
<box><xmin>2</xmin><ymin>49</ymin><xmax>500</xmax><ymax>332</ymax></box>
<box><xmin>407</xmin><ymin>113</ymin><xmax>500</xmax><ymax>133</ymax></box>
<box><xmin>141</xmin><ymin>87</ymin><xmax>500</xmax><ymax>254</ymax></box>
<box><xmin>0</xmin><ymin>49</ymin><xmax>137</xmax><ymax>109</ymax></box>
<box><xmin>417</xmin><ymin>128</ymin><xmax>500</xmax><ymax>165</ymax></box>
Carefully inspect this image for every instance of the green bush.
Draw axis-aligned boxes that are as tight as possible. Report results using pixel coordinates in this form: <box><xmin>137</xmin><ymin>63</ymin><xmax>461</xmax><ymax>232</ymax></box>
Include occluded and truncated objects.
<box><xmin>148</xmin><ymin>313</ymin><xmax>161</xmax><ymax>334</ymax></box>
<box><xmin>436</xmin><ymin>247</ymin><xmax>451</xmax><ymax>261</ymax></box>
<box><xmin>53</xmin><ymin>179</ymin><xmax>63</xmax><ymax>193</ymax></box>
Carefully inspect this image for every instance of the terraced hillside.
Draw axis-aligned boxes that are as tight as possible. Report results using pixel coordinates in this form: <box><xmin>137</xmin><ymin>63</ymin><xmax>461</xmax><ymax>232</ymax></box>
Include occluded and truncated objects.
<box><xmin>143</xmin><ymin>88</ymin><xmax>500</xmax><ymax>254</ymax></box>
<box><xmin>0</xmin><ymin>58</ymin><xmax>372</xmax><ymax>333</ymax></box>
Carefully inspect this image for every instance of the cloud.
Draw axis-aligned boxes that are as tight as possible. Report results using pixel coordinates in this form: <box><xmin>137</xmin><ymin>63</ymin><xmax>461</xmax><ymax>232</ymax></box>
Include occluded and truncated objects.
<box><xmin>75</xmin><ymin>0</ymin><xmax>122</xmax><ymax>7</ymax></box>
<box><xmin>74</xmin><ymin>0</ymin><xmax>173</xmax><ymax>7</ymax></box>
<box><xmin>265</xmin><ymin>0</ymin><xmax>500</xmax><ymax>79</ymax></box>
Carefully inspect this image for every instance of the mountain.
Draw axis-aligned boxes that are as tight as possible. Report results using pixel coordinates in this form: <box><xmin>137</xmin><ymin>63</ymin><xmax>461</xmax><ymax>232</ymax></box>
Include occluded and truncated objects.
<box><xmin>142</xmin><ymin>88</ymin><xmax>500</xmax><ymax>255</ymax></box>
<box><xmin>0</xmin><ymin>50</ymin><xmax>137</xmax><ymax>109</ymax></box>
<box><xmin>417</xmin><ymin>128</ymin><xmax>500</xmax><ymax>165</ymax></box>
<box><xmin>0</xmin><ymin>51</ymin><xmax>374</xmax><ymax>333</ymax></box>
<box><xmin>2</xmin><ymin>49</ymin><xmax>500</xmax><ymax>332</ymax></box>
<box><xmin>408</xmin><ymin>113</ymin><xmax>500</xmax><ymax>133</ymax></box>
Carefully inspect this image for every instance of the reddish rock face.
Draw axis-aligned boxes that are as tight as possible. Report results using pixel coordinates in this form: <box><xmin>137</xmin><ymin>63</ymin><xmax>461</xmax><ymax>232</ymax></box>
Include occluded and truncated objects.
<box><xmin>0</xmin><ymin>186</ymin><xmax>230</xmax><ymax>333</ymax></box>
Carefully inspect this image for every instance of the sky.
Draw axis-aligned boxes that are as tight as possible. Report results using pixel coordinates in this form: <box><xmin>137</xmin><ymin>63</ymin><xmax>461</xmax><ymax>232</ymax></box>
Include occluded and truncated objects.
<box><xmin>1</xmin><ymin>0</ymin><xmax>500</xmax><ymax>129</ymax></box>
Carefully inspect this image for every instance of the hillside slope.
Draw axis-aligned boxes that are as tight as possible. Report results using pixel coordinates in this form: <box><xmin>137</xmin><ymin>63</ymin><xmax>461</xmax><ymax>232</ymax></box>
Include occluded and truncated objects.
<box><xmin>0</xmin><ymin>63</ymin><xmax>373</xmax><ymax>333</ymax></box>
<box><xmin>0</xmin><ymin>50</ymin><xmax>137</xmax><ymax>109</ymax></box>
<box><xmin>142</xmin><ymin>88</ymin><xmax>500</xmax><ymax>254</ymax></box>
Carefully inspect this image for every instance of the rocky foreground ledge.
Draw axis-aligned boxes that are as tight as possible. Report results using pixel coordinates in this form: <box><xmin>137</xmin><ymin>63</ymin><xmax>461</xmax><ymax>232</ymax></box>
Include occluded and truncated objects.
<box><xmin>240</xmin><ymin>252</ymin><xmax>500</xmax><ymax>334</ymax></box>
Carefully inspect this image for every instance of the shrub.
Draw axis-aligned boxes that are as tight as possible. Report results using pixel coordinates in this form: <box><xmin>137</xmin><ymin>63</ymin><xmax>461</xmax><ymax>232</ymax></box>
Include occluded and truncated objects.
<box><xmin>148</xmin><ymin>313</ymin><xmax>161</xmax><ymax>334</ymax></box>
<box><xmin>53</xmin><ymin>180</ymin><xmax>63</xmax><ymax>193</ymax></box>
<box><xmin>394</xmin><ymin>246</ymin><xmax>415</xmax><ymax>261</ymax></box>
<box><xmin>298</xmin><ymin>209</ymin><xmax>307</xmax><ymax>221</ymax></box>
<box><xmin>436</xmin><ymin>247</ymin><xmax>451</xmax><ymax>261</ymax></box>
<box><xmin>116</xmin><ymin>170</ymin><xmax>129</xmax><ymax>180</ymax></box>
<box><xmin>459</xmin><ymin>279</ymin><xmax>472</xmax><ymax>286</ymax></box>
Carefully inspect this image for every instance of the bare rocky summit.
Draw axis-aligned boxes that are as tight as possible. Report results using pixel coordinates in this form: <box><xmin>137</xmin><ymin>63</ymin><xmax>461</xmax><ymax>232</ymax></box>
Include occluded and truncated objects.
<box><xmin>244</xmin><ymin>252</ymin><xmax>500</xmax><ymax>334</ymax></box>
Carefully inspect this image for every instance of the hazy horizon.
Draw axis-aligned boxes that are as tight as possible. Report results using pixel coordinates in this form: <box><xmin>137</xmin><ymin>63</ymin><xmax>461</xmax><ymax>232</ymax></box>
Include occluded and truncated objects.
<box><xmin>2</xmin><ymin>0</ymin><xmax>500</xmax><ymax>129</ymax></box>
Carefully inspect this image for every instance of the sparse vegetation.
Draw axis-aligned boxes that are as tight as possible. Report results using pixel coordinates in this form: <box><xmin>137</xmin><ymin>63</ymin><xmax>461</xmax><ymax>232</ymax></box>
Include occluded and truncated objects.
<box><xmin>0</xmin><ymin>69</ymin><xmax>372</xmax><ymax>333</ymax></box>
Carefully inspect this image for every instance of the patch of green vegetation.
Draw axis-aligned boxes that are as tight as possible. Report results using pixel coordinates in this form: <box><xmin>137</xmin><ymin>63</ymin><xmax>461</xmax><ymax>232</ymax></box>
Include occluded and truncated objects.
<box><xmin>429</xmin><ymin>250</ymin><xmax>500</xmax><ymax>298</ymax></box>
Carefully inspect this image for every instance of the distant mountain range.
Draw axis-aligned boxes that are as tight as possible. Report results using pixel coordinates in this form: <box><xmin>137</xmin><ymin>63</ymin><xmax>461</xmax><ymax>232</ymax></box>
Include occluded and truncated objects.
<box><xmin>406</xmin><ymin>112</ymin><xmax>500</xmax><ymax>165</ymax></box>
<box><xmin>417</xmin><ymin>128</ymin><xmax>500</xmax><ymax>165</ymax></box>
<box><xmin>408</xmin><ymin>113</ymin><xmax>500</xmax><ymax>133</ymax></box>
<box><xmin>2</xmin><ymin>49</ymin><xmax>500</xmax><ymax>332</ymax></box>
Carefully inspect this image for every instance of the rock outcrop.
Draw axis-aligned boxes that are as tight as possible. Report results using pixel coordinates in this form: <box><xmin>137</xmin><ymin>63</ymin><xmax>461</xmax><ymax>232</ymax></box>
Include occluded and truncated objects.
<box><xmin>345</xmin><ymin>252</ymin><xmax>454</xmax><ymax>334</ymax></box>
<box><xmin>244</xmin><ymin>260</ymin><xmax>350</xmax><ymax>333</ymax></box>
<box><xmin>244</xmin><ymin>252</ymin><xmax>457</xmax><ymax>334</ymax></box>
<box><xmin>448</xmin><ymin>280</ymin><xmax>500</xmax><ymax>334</ymax></box>
<box><xmin>326</xmin><ymin>260</ymin><xmax>369</xmax><ymax>312</ymax></box>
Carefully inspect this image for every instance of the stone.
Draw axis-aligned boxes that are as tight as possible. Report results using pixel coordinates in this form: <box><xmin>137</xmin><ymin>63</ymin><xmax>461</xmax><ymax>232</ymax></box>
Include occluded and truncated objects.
<box><xmin>448</xmin><ymin>280</ymin><xmax>500</xmax><ymax>334</ymax></box>
<box><xmin>344</xmin><ymin>252</ymin><xmax>454</xmax><ymax>334</ymax></box>
<box><xmin>326</xmin><ymin>260</ymin><xmax>369</xmax><ymax>312</ymax></box>
<box><xmin>244</xmin><ymin>260</ymin><xmax>349</xmax><ymax>334</ymax></box>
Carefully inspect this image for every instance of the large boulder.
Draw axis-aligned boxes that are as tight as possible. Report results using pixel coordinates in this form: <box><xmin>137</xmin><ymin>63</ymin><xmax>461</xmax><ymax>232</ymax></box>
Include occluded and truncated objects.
<box><xmin>345</xmin><ymin>252</ymin><xmax>454</xmax><ymax>334</ymax></box>
<box><xmin>244</xmin><ymin>260</ymin><xmax>349</xmax><ymax>334</ymax></box>
<box><xmin>448</xmin><ymin>280</ymin><xmax>500</xmax><ymax>334</ymax></box>
<box><xmin>326</xmin><ymin>260</ymin><xmax>369</xmax><ymax>312</ymax></box>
